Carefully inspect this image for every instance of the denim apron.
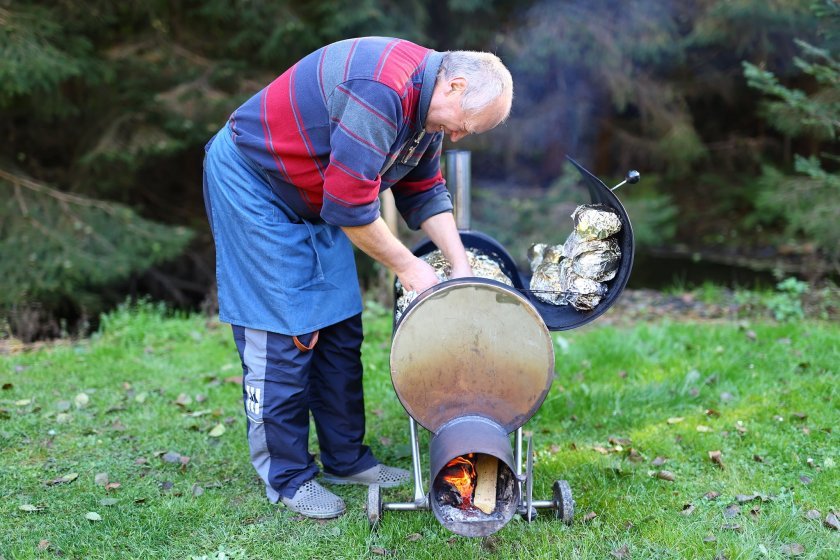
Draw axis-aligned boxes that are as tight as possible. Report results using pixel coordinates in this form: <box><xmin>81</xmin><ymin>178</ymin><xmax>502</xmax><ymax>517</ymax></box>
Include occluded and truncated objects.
<box><xmin>202</xmin><ymin>125</ymin><xmax>362</xmax><ymax>335</ymax></box>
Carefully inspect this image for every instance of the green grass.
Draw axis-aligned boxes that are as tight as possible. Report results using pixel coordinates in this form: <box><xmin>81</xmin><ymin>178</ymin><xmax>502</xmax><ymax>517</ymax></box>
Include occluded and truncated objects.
<box><xmin>1</xmin><ymin>300</ymin><xmax>838</xmax><ymax>559</ymax></box>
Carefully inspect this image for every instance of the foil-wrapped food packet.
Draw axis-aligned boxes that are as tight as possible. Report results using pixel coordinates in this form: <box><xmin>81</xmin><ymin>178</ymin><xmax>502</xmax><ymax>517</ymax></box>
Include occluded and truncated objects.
<box><xmin>573</xmin><ymin>204</ymin><xmax>621</xmax><ymax>241</ymax></box>
<box><xmin>529</xmin><ymin>262</ymin><xmax>564</xmax><ymax>305</ymax></box>
<box><xmin>527</xmin><ymin>203</ymin><xmax>622</xmax><ymax>311</ymax></box>
<box><xmin>530</xmin><ymin>259</ymin><xmax>607</xmax><ymax>311</ymax></box>
<box><xmin>560</xmin><ymin>260</ymin><xmax>608</xmax><ymax>311</ymax></box>
<box><xmin>395</xmin><ymin>249</ymin><xmax>514</xmax><ymax>319</ymax></box>
<box><xmin>566</xmin><ymin>238</ymin><xmax>621</xmax><ymax>282</ymax></box>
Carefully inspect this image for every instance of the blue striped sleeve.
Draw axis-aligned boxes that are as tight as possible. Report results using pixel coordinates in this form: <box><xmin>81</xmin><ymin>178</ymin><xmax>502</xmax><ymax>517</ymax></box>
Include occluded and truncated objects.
<box><xmin>321</xmin><ymin>79</ymin><xmax>402</xmax><ymax>226</ymax></box>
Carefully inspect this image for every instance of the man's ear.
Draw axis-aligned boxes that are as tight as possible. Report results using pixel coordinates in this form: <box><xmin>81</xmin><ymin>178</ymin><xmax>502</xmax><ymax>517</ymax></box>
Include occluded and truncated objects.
<box><xmin>448</xmin><ymin>77</ymin><xmax>467</xmax><ymax>94</ymax></box>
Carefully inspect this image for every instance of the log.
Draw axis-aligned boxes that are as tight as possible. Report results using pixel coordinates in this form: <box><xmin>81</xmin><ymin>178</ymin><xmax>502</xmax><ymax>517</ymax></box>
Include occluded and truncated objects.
<box><xmin>473</xmin><ymin>454</ymin><xmax>498</xmax><ymax>514</ymax></box>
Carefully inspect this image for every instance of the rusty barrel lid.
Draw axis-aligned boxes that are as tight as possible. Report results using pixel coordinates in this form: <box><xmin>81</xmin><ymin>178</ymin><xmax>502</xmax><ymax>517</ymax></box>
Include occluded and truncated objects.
<box><xmin>390</xmin><ymin>279</ymin><xmax>555</xmax><ymax>434</ymax></box>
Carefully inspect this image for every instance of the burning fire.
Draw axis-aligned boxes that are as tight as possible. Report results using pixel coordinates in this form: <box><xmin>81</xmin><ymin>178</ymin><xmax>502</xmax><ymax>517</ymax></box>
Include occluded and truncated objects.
<box><xmin>441</xmin><ymin>455</ymin><xmax>476</xmax><ymax>509</ymax></box>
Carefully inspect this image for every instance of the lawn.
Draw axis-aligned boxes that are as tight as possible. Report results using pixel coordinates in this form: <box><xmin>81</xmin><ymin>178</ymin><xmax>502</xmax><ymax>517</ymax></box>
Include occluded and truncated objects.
<box><xmin>1</xmin><ymin>300</ymin><xmax>837</xmax><ymax>559</ymax></box>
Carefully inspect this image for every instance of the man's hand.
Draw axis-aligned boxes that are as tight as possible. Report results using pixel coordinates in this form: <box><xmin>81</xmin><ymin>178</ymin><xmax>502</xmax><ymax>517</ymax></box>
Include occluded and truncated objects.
<box><xmin>420</xmin><ymin>213</ymin><xmax>472</xmax><ymax>279</ymax></box>
<box><xmin>395</xmin><ymin>258</ymin><xmax>440</xmax><ymax>293</ymax></box>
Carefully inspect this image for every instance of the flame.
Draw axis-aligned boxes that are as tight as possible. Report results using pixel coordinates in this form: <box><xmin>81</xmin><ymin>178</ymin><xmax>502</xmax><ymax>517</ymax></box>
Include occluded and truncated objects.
<box><xmin>442</xmin><ymin>455</ymin><xmax>476</xmax><ymax>509</ymax></box>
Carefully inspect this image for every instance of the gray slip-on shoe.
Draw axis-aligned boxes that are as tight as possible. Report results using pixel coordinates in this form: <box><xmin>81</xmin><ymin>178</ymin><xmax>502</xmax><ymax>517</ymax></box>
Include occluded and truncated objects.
<box><xmin>280</xmin><ymin>479</ymin><xmax>345</xmax><ymax>519</ymax></box>
<box><xmin>321</xmin><ymin>464</ymin><xmax>410</xmax><ymax>488</ymax></box>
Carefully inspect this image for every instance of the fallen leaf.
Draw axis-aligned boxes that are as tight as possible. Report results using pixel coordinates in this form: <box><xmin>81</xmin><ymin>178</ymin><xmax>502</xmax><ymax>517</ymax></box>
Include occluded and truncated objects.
<box><xmin>723</xmin><ymin>504</ymin><xmax>741</xmax><ymax>518</ymax></box>
<box><xmin>773</xmin><ymin>415</ymin><xmax>784</xmax><ymax>422</ymax></box>
<box><xmin>85</xmin><ymin>512</ymin><xmax>102</xmax><ymax>521</ymax></box>
<box><xmin>804</xmin><ymin>509</ymin><xmax>821</xmax><ymax>520</ymax></box>
<box><xmin>95</xmin><ymin>473</ymin><xmax>109</xmax><ymax>486</ymax></box>
<box><xmin>162</xmin><ymin>452</ymin><xmax>182</xmax><ymax>463</ymax></box>
<box><xmin>610</xmin><ymin>545</ymin><xmax>630</xmax><ymax>559</ymax></box>
<box><xmin>175</xmin><ymin>393</ymin><xmax>192</xmax><ymax>407</ymax></box>
<box><xmin>825</xmin><ymin>513</ymin><xmax>840</xmax><ymax>531</ymax></box>
<box><xmin>696</xmin><ymin>425</ymin><xmax>712</xmax><ymax>433</ymax></box>
<box><xmin>705</xmin><ymin>409</ymin><xmax>720</xmax><ymax>418</ymax></box>
<box><xmin>745</xmin><ymin>330</ymin><xmax>757</xmax><ymax>341</ymax></box>
<box><xmin>192</xmin><ymin>484</ymin><xmax>205</xmax><ymax>497</ymax></box>
<box><xmin>135</xmin><ymin>457</ymin><xmax>148</xmax><ymax>465</ymax></box>
<box><xmin>651</xmin><ymin>456</ymin><xmax>667</xmax><ymax>467</ymax></box>
<box><xmin>378</xmin><ymin>437</ymin><xmax>392</xmax><ymax>446</ymax></box>
<box><xmin>721</xmin><ymin>523</ymin><xmax>742</xmax><ymax>532</ymax></box>
<box><xmin>609</xmin><ymin>436</ymin><xmax>632</xmax><ymax>446</ymax></box>
<box><xmin>135</xmin><ymin>392</ymin><xmax>148</xmax><ymax>404</ymax></box>
<box><xmin>627</xmin><ymin>448</ymin><xmax>644</xmax><ymax>462</ymax></box>
<box><xmin>371</xmin><ymin>408</ymin><xmax>384</xmax><ymax>417</ymax></box>
<box><xmin>780</xmin><ymin>543</ymin><xmax>805</xmax><ymax>556</ymax></box>
<box><xmin>481</xmin><ymin>536</ymin><xmax>500</xmax><ymax>553</ymax></box>
<box><xmin>708</xmin><ymin>450</ymin><xmax>724</xmax><ymax>468</ymax></box>
<box><xmin>593</xmin><ymin>446</ymin><xmax>610</xmax><ymax>455</ymax></box>
<box><xmin>15</xmin><ymin>399</ymin><xmax>32</xmax><ymax>406</ymax></box>
<box><xmin>792</xmin><ymin>412</ymin><xmax>807</xmax><ymax>420</ymax></box>
<box><xmin>735</xmin><ymin>493</ymin><xmax>760</xmax><ymax>503</ymax></box>
<box><xmin>405</xmin><ymin>532</ymin><xmax>422</xmax><ymax>542</ymax></box>
<box><xmin>681</xmin><ymin>504</ymin><xmax>695</xmax><ymax>515</ymax></box>
<box><xmin>105</xmin><ymin>482</ymin><xmax>121</xmax><ymax>491</ymax></box>
<box><xmin>667</xmin><ymin>417</ymin><xmax>684</xmax><ymax>424</ymax></box>
<box><xmin>2</xmin><ymin>382</ymin><xmax>12</xmax><ymax>390</ymax></box>
<box><xmin>46</xmin><ymin>472</ymin><xmax>79</xmax><ymax>486</ymax></box>
<box><xmin>799</xmin><ymin>475</ymin><xmax>812</xmax><ymax>485</ymax></box>
<box><xmin>208</xmin><ymin>423</ymin><xmax>226</xmax><ymax>437</ymax></box>
<box><xmin>735</xmin><ymin>421</ymin><xmax>748</xmax><ymax>434</ymax></box>
<box><xmin>74</xmin><ymin>393</ymin><xmax>90</xmax><ymax>409</ymax></box>
<box><xmin>654</xmin><ymin>470</ymin><xmax>675</xmax><ymax>481</ymax></box>
<box><xmin>583</xmin><ymin>511</ymin><xmax>597</xmax><ymax>522</ymax></box>
<box><xmin>100</xmin><ymin>498</ymin><xmax>118</xmax><ymax>506</ymax></box>
<box><xmin>37</xmin><ymin>540</ymin><xmax>50</xmax><ymax>550</ymax></box>
<box><xmin>19</xmin><ymin>504</ymin><xmax>45</xmax><ymax>512</ymax></box>
<box><xmin>370</xmin><ymin>546</ymin><xmax>390</xmax><ymax>556</ymax></box>
<box><xmin>753</xmin><ymin>454</ymin><xmax>764</xmax><ymax>462</ymax></box>
<box><xmin>703</xmin><ymin>535</ymin><xmax>716</xmax><ymax>543</ymax></box>
<box><xmin>223</xmin><ymin>375</ymin><xmax>242</xmax><ymax>384</ymax></box>
<box><xmin>750</xmin><ymin>505</ymin><xmax>760</xmax><ymax>516</ymax></box>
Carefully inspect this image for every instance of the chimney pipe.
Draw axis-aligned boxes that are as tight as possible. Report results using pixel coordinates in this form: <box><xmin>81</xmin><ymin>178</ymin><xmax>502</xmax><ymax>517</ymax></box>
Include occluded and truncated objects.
<box><xmin>445</xmin><ymin>150</ymin><xmax>471</xmax><ymax>230</ymax></box>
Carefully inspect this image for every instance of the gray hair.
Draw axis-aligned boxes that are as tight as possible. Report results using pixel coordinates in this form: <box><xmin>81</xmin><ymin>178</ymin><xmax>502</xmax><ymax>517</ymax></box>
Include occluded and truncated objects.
<box><xmin>438</xmin><ymin>51</ymin><xmax>513</xmax><ymax>120</ymax></box>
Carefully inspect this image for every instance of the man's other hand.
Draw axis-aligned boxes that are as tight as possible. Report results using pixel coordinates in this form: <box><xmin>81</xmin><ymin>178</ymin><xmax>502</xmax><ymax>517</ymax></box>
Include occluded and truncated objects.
<box><xmin>396</xmin><ymin>257</ymin><xmax>441</xmax><ymax>293</ymax></box>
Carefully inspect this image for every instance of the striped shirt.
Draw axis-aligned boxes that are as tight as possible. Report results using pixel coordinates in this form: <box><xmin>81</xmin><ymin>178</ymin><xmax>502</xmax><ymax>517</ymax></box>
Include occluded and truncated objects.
<box><xmin>229</xmin><ymin>37</ymin><xmax>452</xmax><ymax>230</ymax></box>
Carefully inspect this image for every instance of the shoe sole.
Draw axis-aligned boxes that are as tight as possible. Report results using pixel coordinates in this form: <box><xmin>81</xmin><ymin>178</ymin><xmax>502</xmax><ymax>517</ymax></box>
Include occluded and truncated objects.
<box><xmin>281</xmin><ymin>502</ymin><xmax>346</xmax><ymax>519</ymax></box>
<box><xmin>320</xmin><ymin>475</ymin><xmax>408</xmax><ymax>488</ymax></box>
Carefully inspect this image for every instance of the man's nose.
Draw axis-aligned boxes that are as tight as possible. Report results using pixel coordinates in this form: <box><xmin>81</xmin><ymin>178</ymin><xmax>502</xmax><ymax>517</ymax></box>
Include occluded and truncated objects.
<box><xmin>450</xmin><ymin>131</ymin><xmax>467</xmax><ymax>142</ymax></box>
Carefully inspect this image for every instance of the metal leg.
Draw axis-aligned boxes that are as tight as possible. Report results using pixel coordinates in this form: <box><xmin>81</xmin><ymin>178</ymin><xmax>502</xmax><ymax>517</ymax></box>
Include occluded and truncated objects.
<box><xmin>409</xmin><ymin>418</ymin><xmax>427</xmax><ymax>506</ymax></box>
<box><xmin>515</xmin><ymin>427</ymin><xmax>525</xmax><ymax>514</ymax></box>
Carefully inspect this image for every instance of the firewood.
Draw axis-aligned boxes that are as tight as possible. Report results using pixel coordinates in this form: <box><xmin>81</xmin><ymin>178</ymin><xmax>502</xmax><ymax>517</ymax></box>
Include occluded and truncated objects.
<box><xmin>473</xmin><ymin>454</ymin><xmax>498</xmax><ymax>514</ymax></box>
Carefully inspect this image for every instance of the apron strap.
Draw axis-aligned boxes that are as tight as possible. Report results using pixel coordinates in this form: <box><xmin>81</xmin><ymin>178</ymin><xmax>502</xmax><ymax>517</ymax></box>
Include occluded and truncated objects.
<box><xmin>293</xmin><ymin>331</ymin><xmax>319</xmax><ymax>352</ymax></box>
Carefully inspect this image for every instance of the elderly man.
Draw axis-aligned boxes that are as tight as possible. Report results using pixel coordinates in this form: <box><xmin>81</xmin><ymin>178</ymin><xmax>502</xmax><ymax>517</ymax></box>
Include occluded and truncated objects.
<box><xmin>203</xmin><ymin>37</ymin><xmax>513</xmax><ymax>518</ymax></box>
